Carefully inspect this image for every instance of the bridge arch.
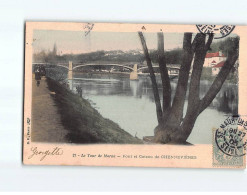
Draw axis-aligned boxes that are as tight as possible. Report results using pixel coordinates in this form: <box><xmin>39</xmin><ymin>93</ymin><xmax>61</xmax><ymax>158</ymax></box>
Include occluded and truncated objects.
<box><xmin>72</xmin><ymin>64</ymin><xmax>134</xmax><ymax>71</ymax></box>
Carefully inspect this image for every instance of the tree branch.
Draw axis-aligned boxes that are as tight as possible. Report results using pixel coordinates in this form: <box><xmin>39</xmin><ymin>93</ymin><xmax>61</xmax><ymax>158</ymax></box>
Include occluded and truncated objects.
<box><xmin>187</xmin><ymin>33</ymin><xmax>209</xmax><ymax>111</ymax></box>
<box><xmin>169</xmin><ymin>33</ymin><xmax>194</xmax><ymax>124</ymax></box>
<box><xmin>191</xmin><ymin>33</ymin><xmax>200</xmax><ymax>51</ymax></box>
<box><xmin>157</xmin><ymin>32</ymin><xmax>171</xmax><ymax>118</ymax></box>
<box><xmin>138</xmin><ymin>32</ymin><xmax>163</xmax><ymax>124</ymax></box>
<box><xmin>205</xmin><ymin>33</ymin><xmax>214</xmax><ymax>51</ymax></box>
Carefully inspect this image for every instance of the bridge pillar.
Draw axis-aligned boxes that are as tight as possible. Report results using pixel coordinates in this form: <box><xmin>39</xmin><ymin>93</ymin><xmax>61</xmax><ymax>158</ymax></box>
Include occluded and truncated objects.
<box><xmin>68</xmin><ymin>61</ymin><xmax>73</xmax><ymax>80</ymax></box>
<box><xmin>68</xmin><ymin>61</ymin><xmax>73</xmax><ymax>90</ymax></box>
<box><xmin>130</xmin><ymin>64</ymin><xmax>138</xmax><ymax>80</ymax></box>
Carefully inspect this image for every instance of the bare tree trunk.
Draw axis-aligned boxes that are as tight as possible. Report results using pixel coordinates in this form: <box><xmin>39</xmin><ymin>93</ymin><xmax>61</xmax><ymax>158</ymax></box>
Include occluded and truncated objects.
<box><xmin>188</xmin><ymin>34</ymin><xmax>213</xmax><ymax>104</ymax></box>
<box><xmin>138</xmin><ymin>32</ymin><xmax>163</xmax><ymax>124</ymax></box>
<box><xmin>154</xmin><ymin>33</ymin><xmax>196</xmax><ymax>144</ymax></box>
<box><xmin>181</xmin><ymin>46</ymin><xmax>238</xmax><ymax>140</ymax></box>
<box><xmin>138</xmin><ymin>31</ymin><xmax>239</xmax><ymax>144</ymax></box>
<box><xmin>157</xmin><ymin>32</ymin><xmax>171</xmax><ymax>121</ymax></box>
<box><xmin>178</xmin><ymin>34</ymin><xmax>214</xmax><ymax>139</ymax></box>
<box><xmin>168</xmin><ymin>33</ymin><xmax>194</xmax><ymax>125</ymax></box>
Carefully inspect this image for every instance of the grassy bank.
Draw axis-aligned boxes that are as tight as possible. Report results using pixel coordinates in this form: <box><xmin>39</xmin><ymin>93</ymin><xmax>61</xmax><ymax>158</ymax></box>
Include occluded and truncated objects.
<box><xmin>46</xmin><ymin>78</ymin><xmax>142</xmax><ymax>144</ymax></box>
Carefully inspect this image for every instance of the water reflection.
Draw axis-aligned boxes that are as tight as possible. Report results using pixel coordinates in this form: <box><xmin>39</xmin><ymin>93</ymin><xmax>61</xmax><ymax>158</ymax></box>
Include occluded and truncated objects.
<box><xmin>69</xmin><ymin>73</ymin><xmax>238</xmax><ymax>144</ymax></box>
<box><xmin>72</xmin><ymin>73</ymin><xmax>238</xmax><ymax>115</ymax></box>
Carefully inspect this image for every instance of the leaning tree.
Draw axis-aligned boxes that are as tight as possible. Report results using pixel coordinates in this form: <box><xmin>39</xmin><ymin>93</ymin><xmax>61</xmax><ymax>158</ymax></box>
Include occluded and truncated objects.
<box><xmin>138</xmin><ymin>32</ymin><xmax>239</xmax><ymax>144</ymax></box>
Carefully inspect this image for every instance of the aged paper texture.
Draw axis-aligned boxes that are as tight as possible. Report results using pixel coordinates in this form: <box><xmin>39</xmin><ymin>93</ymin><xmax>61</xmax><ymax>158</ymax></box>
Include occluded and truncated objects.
<box><xmin>23</xmin><ymin>22</ymin><xmax>247</xmax><ymax>168</ymax></box>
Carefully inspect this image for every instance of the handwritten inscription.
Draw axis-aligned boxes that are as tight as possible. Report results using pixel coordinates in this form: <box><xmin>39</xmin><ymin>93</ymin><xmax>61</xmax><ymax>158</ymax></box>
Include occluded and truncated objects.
<box><xmin>28</xmin><ymin>147</ymin><xmax>63</xmax><ymax>161</ymax></box>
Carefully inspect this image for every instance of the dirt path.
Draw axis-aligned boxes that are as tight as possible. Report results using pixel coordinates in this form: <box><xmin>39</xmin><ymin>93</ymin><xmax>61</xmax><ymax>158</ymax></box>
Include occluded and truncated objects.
<box><xmin>31</xmin><ymin>75</ymin><xmax>68</xmax><ymax>142</ymax></box>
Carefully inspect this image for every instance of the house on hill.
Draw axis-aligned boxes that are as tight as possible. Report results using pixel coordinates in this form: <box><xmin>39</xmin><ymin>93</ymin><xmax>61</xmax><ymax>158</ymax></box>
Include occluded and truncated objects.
<box><xmin>212</xmin><ymin>61</ymin><xmax>225</xmax><ymax>76</ymax></box>
<box><xmin>203</xmin><ymin>51</ymin><xmax>226</xmax><ymax>67</ymax></box>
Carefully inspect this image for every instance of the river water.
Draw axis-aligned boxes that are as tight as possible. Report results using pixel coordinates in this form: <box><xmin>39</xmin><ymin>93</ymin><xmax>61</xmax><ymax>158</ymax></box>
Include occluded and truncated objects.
<box><xmin>71</xmin><ymin>73</ymin><xmax>238</xmax><ymax>144</ymax></box>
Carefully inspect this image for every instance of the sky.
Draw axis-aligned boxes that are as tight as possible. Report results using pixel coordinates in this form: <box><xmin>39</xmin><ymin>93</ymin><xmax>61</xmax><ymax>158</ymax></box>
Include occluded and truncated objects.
<box><xmin>32</xmin><ymin>30</ymin><xmax>237</xmax><ymax>55</ymax></box>
<box><xmin>32</xmin><ymin>30</ymin><xmax>184</xmax><ymax>54</ymax></box>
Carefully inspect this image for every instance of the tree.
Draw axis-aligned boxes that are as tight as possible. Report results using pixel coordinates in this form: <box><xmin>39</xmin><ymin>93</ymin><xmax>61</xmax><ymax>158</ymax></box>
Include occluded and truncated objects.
<box><xmin>209</xmin><ymin>36</ymin><xmax>239</xmax><ymax>56</ymax></box>
<box><xmin>138</xmin><ymin>32</ymin><xmax>239</xmax><ymax>144</ymax></box>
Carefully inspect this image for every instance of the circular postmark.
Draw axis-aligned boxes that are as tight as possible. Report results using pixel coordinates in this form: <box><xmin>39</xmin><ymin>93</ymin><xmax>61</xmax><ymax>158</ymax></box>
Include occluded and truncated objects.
<box><xmin>196</xmin><ymin>25</ymin><xmax>235</xmax><ymax>39</ymax></box>
<box><xmin>215</xmin><ymin>116</ymin><xmax>247</xmax><ymax>157</ymax></box>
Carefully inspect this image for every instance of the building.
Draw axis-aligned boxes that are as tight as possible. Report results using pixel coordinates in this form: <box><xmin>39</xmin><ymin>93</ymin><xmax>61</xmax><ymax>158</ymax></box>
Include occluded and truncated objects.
<box><xmin>211</xmin><ymin>58</ymin><xmax>239</xmax><ymax>76</ymax></box>
<box><xmin>203</xmin><ymin>51</ymin><xmax>226</xmax><ymax>67</ymax></box>
<box><xmin>212</xmin><ymin>60</ymin><xmax>225</xmax><ymax>76</ymax></box>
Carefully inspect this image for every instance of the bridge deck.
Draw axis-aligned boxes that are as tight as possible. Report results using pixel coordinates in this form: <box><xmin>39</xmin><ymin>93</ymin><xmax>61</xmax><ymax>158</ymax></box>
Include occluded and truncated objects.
<box><xmin>33</xmin><ymin>62</ymin><xmax>181</xmax><ymax>72</ymax></box>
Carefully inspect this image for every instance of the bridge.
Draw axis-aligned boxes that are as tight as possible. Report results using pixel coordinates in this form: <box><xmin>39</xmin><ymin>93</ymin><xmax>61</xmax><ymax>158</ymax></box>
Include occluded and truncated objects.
<box><xmin>33</xmin><ymin>62</ymin><xmax>135</xmax><ymax>70</ymax></box>
<box><xmin>32</xmin><ymin>61</ymin><xmax>180</xmax><ymax>80</ymax></box>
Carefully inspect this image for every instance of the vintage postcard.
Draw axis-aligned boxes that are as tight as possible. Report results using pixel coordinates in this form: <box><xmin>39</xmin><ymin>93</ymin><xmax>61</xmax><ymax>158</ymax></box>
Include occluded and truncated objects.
<box><xmin>23</xmin><ymin>22</ymin><xmax>247</xmax><ymax>168</ymax></box>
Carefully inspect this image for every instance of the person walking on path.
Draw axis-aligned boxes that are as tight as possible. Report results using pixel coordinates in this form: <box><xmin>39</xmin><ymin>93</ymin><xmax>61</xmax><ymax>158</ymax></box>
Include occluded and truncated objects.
<box><xmin>34</xmin><ymin>65</ymin><xmax>41</xmax><ymax>87</ymax></box>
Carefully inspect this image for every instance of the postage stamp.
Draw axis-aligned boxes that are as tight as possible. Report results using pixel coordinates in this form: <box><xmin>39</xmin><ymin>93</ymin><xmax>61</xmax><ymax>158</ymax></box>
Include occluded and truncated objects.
<box><xmin>213</xmin><ymin>116</ymin><xmax>247</xmax><ymax>167</ymax></box>
<box><xmin>196</xmin><ymin>25</ymin><xmax>235</xmax><ymax>39</ymax></box>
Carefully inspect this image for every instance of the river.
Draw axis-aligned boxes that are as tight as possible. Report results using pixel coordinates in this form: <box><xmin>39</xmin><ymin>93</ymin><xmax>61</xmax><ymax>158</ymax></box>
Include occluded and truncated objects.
<box><xmin>71</xmin><ymin>73</ymin><xmax>238</xmax><ymax>144</ymax></box>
